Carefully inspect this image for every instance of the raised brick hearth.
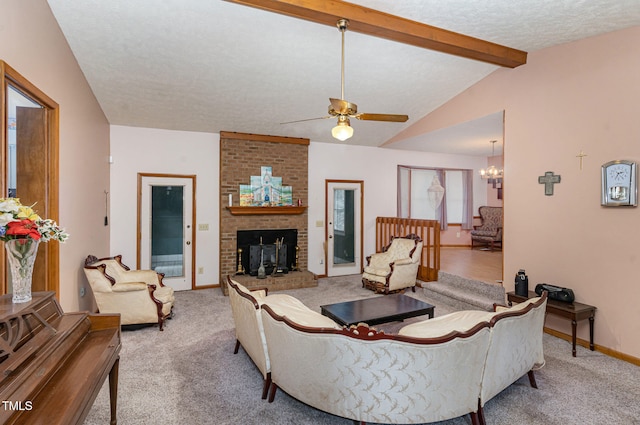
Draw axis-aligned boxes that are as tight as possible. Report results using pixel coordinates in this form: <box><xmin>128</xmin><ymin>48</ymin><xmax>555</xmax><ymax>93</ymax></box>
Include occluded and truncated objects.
<box><xmin>219</xmin><ymin>132</ymin><xmax>317</xmax><ymax>295</ymax></box>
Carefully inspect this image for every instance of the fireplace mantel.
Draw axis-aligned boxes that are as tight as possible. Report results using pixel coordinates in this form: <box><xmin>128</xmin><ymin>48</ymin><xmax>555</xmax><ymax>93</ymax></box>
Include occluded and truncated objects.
<box><xmin>226</xmin><ymin>206</ymin><xmax>307</xmax><ymax>215</ymax></box>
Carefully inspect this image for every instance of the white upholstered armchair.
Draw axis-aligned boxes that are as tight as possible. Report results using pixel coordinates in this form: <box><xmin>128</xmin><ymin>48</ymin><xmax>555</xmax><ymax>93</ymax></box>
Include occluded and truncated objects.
<box><xmin>83</xmin><ymin>255</ymin><xmax>175</xmax><ymax>330</ymax></box>
<box><xmin>362</xmin><ymin>234</ymin><xmax>423</xmax><ymax>294</ymax></box>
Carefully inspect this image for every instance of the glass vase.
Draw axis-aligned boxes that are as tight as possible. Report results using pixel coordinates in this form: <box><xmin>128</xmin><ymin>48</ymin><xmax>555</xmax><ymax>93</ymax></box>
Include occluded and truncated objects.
<box><xmin>5</xmin><ymin>238</ymin><xmax>40</xmax><ymax>303</ymax></box>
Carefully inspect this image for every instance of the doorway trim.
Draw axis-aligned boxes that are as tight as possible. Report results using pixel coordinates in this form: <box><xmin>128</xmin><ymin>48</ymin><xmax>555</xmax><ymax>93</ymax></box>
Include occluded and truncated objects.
<box><xmin>0</xmin><ymin>61</ymin><xmax>60</xmax><ymax>297</ymax></box>
<box><xmin>324</xmin><ymin>179</ymin><xmax>364</xmax><ymax>276</ymax></box>
<box><xmin>137</xmin><ymin>173</ymin><xmax>197</xmax><ymax>290</ymax></box>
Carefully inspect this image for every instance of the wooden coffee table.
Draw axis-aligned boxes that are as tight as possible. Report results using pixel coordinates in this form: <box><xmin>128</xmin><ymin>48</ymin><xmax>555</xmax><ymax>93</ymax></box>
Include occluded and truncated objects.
<box><xmin>320</xmin><ymin>294</ymin><xmax>435</xmax><ymax>327</ymax></box>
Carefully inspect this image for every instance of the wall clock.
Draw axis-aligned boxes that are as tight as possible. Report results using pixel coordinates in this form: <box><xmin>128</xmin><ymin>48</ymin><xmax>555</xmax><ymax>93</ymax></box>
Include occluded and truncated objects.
<box><xmin>601</xmin><ymin>160</ymin><xmax>637</xmax><ymax>206</ymax></box>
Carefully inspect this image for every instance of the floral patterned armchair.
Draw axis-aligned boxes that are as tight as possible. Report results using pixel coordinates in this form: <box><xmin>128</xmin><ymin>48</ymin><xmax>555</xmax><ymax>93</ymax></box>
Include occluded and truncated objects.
<box><xmin>470</xmin><ymin>206</ymin><xmax>503</xmax><ymax>251</ymax></box>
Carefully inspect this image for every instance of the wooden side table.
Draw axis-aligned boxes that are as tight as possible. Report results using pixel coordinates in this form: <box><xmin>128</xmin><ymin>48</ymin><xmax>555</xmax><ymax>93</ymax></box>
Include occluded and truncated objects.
<box><xmin>507</xmin><ymin>291</ymin><xmax>596</xmax><ymax>357</ymax></box>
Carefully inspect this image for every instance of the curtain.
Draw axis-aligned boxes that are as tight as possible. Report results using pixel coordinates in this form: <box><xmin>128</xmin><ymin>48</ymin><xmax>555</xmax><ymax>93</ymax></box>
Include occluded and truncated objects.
<box><xmin>461</xmin><ymin>170</ymin><xmax>474</xmax><ymax>230</ymax></box>
<box><xmin>436</xmin><ymin>170</ymin><xmax>448</xmax><ymax>230</ymax></box>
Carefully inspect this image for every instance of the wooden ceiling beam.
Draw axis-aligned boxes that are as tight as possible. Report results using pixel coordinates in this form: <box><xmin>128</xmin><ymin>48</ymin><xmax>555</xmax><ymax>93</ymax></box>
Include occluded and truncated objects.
<box><xmin>224</xmin><ymin>0</ymin><xmax>527</xmax><ymax>68</ymax></box>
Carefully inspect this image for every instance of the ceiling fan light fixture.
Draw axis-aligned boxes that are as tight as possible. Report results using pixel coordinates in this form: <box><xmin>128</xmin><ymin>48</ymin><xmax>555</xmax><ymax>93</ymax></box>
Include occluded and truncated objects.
<box><xmin>332</xmin><ymin>117</ymin><xmax>353</xmax><ymax>141</ymax></box>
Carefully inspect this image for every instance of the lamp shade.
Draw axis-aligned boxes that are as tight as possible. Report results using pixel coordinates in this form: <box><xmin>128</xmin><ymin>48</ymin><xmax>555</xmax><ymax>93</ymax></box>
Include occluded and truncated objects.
<box><xmin>332</xmin><ymin>118</ymin><xmax>354</xmax><ymax>141</ymax></box>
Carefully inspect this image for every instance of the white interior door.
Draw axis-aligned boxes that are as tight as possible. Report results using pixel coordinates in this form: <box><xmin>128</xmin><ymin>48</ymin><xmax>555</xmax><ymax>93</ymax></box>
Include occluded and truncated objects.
<box><xmin>140</xmin><ymin>175</ymin><xmax>194</xmax><ymax>291</ymax></box>
<box><xmin>326</xmin><ymin>181</ymin><xmax>363</xmax><ymax>276</ymax></box>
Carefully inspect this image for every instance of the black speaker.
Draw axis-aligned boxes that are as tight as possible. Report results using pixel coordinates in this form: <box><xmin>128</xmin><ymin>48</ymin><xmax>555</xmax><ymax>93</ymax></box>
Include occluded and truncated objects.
<box><xmin>515</xmin><ymin>269</ymin><xmax>528</xmax><ymax>296</ymax></box>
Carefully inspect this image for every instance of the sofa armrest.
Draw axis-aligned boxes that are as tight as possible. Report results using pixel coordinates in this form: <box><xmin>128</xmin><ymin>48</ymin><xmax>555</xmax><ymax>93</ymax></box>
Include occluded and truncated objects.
<box><xmin>263</xmin><ymin>295</ymin><xmax>342</xmax><ymax>329</ymax></box>
<box><xmin>493</xmin><ymin>303</ymin><xmax>509</xmax><ymax>312</ymax></box>
<box><xmin>367</xmin><ymin>252</ymin><xmax>393</xmax><ymax>269</ymax></box>
<box><xmin>117</xmin><ymin>270</ymin><xmax>162</xmax><ymax>286</ymax></box>
<box><xmin>399</xmin><ymin>310</ymin><xmax>493</xmax><ymax>338</ymax></box>
<box><xmin>392</xmin><ymin>258</ymin><xmax>413</xmax><ymax>266</ymax></box>
<box><xmin>111</xmin><ymin>282</ymin><xmax>149</xmax><ymax>292</ymax></box>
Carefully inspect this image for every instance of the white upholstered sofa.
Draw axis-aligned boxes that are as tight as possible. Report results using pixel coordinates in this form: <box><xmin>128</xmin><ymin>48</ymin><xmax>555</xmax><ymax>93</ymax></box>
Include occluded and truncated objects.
<box><xmin>227</xmin><ymin>277</ymin><xmax>339</xmax><ymax>399</ymax></box>
<box><xmin>400</xmin><ymin>292</ymin><xmax>548</xmax><ymax>424</ymax></box>
<box><xmin>259</xmin><ymin>291</ymin><xmax>548</xmax><ymax>425</ymax></box>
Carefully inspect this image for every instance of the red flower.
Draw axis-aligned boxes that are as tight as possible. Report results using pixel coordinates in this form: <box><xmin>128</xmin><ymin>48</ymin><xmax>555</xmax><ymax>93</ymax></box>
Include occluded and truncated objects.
<box><xmin>6</xmin><ymin>220</ymin><xmax>41</xmax><ymax>241</ymax></box>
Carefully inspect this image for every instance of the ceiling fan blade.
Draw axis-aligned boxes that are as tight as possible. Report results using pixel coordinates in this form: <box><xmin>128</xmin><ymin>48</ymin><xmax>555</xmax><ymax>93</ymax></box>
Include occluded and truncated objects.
<box><xmin>355</xmin><ymin>113</ymin><xmax>409</xmax><ymax>122</ymax></box>
<box><xmin>280</xmin><ymin>116</ymin><xmax>331</xmax><ymax>125</ymax></box>
<box><xmin>329</xmin><ymin>98</ymin><xmax>357</xmax><ymax>115</ymax></box>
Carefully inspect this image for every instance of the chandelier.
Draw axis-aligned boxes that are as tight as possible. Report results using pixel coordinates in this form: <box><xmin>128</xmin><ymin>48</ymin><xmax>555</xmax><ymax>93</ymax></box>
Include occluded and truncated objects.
<box><xmin>479</xmin><ymin>140</ymin><xmax>503</xmax><ymax>187</ymax></box>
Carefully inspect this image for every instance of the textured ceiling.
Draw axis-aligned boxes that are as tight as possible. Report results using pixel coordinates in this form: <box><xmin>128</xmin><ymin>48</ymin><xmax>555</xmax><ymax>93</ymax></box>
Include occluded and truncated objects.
<box><xmin>46</xmin><ymin>0</ymin><xmax>640</xmax><ymax>156</ymax></box>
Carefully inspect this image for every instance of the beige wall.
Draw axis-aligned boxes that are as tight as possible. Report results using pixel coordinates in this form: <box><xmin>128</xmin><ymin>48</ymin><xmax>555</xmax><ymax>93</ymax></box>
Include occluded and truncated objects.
<box><xmin>2</xmin><ymin>0</ymin><xmax>110</xmax><ymax>311</ymax></box>
<box><xmin>390</xmin><ymin>26</ymin><xmax>640</xmax><ymax>359</ymax></box>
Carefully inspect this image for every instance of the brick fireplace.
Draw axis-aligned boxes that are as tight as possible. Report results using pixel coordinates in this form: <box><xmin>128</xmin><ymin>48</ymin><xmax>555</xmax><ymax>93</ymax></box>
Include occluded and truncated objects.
<box><xmin>219</xmin><ymin>132</ymin><xmax>317</xmax><ymax>295</ymax></box>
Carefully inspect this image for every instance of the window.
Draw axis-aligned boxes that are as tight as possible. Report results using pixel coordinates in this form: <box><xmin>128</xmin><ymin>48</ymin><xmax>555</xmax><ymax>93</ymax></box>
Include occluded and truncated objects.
<box><xmin>398</xmin><ymin>165</ymin><xmax>473</xmax><ymax>229</ymax></box>
<box><xmin>333</xmin><ymin>189</ymin><xmax>345</xmax><ymax>233</ymax></box>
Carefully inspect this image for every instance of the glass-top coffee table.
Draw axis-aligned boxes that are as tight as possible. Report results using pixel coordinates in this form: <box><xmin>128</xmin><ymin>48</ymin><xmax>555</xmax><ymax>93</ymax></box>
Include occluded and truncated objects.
<box><xmin>320</xmin><ymin>294</ymin><xmax>435</xmax><ymax>327</ymax></box>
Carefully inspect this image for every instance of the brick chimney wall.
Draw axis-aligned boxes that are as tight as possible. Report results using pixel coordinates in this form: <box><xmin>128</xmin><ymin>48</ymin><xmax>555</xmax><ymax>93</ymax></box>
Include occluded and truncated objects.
<box><xmin>219</xmin><ymin>132</ymin><xmax>310</xmax><ymax>293</ymax></box>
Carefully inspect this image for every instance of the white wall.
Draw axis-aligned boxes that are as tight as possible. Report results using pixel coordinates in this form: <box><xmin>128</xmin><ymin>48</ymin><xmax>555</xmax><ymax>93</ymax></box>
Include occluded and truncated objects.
<box><xmin>109</xmin><ymin>129</ymin><xmax>488</xmax><ymax>284</ymax></box>
<box><xmin>307</xmin><ymin>142</ymin><xmax>488</xmax><ymax>275</ymax></box>
<box><xmin>109</xmin><ymin>126</ymin><xmax>219</xmax><ymax>287</ymax></box>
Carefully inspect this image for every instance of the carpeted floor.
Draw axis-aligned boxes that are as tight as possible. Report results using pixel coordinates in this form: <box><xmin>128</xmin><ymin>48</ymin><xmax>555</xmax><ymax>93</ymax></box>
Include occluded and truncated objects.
<box><xmin>83</xmin><ymin>275</ymin><xmax>640</xmax><ymax>425</ymax></box>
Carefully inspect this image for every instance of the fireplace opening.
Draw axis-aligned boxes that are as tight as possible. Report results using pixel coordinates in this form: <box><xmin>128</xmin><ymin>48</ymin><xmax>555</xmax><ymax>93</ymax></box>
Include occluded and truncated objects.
<box><xmin>237</xmin><ymin>229</ymin><xmax>298</xmax><ymax>276</ymax></box>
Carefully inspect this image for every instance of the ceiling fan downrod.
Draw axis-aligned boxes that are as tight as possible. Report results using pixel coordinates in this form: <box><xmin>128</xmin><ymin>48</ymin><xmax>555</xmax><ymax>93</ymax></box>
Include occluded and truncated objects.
<box><xmin>336</xmin><ymin>19</ymin><xmax>349</xmax><ymax>101</ymax></box>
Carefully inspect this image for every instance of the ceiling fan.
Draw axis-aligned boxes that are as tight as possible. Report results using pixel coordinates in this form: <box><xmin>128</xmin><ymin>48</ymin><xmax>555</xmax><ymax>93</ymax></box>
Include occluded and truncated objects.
<box><xmin>283</xmin><ymin>19</ymin><xmax>409</xmax><ymax>141</ymax></box>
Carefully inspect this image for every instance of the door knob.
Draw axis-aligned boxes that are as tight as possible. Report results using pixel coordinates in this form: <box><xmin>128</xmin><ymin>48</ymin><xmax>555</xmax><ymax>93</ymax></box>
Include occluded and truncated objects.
<box><xmin>329</xmin><ymin>235</ymin><xmax>333</xmax><ymax>239</ymax></box>
<box><xmin>186</xmin><ymin>241</ymin><xmax>191</xmax><ymax>245</ymax></box>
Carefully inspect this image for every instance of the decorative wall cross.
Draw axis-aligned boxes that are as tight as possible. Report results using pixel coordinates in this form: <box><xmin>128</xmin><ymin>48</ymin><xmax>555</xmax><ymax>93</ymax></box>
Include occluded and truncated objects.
<box><xmin>538</xmin><ymin>171</ymin><xmax>561</xmax><ymax>196</ymax></box>
<box><xmin>576</xmin><ymin>151</ymin><xmax>587</xmax><ymax>170</ymax></box>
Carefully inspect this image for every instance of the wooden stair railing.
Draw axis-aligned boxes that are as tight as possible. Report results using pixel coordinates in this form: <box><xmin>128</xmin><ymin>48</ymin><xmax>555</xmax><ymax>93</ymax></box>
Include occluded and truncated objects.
<box><xmin>375</xmin><ymin>217</ymin><xmax>440</xmax><ymax>282</ymax></box>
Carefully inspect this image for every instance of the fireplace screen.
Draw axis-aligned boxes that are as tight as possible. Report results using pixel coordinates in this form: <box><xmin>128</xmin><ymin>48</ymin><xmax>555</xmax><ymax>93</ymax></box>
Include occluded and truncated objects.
<box><xmin>237</xmin><ymin>229</ymin><xmax>297</xmax><ymax>276</ymax></box>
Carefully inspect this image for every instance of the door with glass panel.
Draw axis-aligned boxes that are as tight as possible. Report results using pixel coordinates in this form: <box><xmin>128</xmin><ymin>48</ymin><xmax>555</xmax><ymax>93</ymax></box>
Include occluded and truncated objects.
<box><xmin>139</xmin><ymin>174</ymin><xmax>194</xmax><ymax>291</ymax></box>
<box><xmin>326</xmin><ymin>180</ymin><xmax>363</xmax><ymax>276</ymax></box>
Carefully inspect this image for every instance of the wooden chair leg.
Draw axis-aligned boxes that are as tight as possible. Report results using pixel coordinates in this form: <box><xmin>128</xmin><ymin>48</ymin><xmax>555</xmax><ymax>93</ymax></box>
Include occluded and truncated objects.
<box><xmin>470</xmin><ymin>412</ymin><xmax>480</xmax><ymax>425</ymax></box>
<box><xmin>233</xmin><ymin>339</ymin><xmax>240</xmax><ymax>354</ymax></box>
<box><xmin>528</xmin><ymin>370</ymin><xmax>538</xmax><ymax>389</ymax></box>
<box><xmin>267</xmin><ymin>382</ymin><xmax>278</xmax><ymax>403</ymax></box>
<box><xmin>478</xmin><ymin>400</ymin><xmax>486</xmax><ymax>425</ymax></box>
<box><xmin>261</xmin><ymin>374</ymin><xmax>271</xmax><ymax>400</ymax></box>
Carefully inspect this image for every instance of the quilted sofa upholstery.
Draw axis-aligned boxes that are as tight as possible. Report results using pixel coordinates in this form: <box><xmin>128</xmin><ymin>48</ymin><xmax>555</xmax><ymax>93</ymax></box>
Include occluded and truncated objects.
<box><xmin>261</xmin><ymin>291</ymin><xmax>548</xmax><ymax>425</ymax></box>
<box><xmin>227</xmin><ymin>277</ymin><xmax>339</xmax><ymax>399</ymax></box>
<box><xmin>400</xmin><ymin>291</ymin><xmax>548</xmax><ymax>425</ymax></box>
<box><xmin>261</xmin><ymin>304</ymin><xmax>491</xmax><ymax>424</ymax></box>
<box><xmin>83</xmin><ymin>255</ymin><xmax>175</xmax><ymax>330</ymax></box>
<box><xmin>362</xmin><ymin>234</ymin><xmax>423</xmax><ymax>294</ymax></box>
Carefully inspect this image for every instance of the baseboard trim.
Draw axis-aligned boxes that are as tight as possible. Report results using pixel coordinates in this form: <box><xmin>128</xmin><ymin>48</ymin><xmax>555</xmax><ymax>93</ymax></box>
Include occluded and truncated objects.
<box><xmin>543</xmin><ymin>327</ymin><xmax>640</xmax><ymax>366</ymax></box>
<box><xmin>194</xmin><ymin>284</ymin><xmax>219</xmax><ymax>289</ymax></box>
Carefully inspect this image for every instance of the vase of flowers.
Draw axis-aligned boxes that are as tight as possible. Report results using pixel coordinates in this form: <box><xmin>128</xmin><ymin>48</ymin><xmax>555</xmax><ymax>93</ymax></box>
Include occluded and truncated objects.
<box><xmin>0</xmin><ymin>198</ymin><xmax>68</xmax><ymax>303</ymax></box>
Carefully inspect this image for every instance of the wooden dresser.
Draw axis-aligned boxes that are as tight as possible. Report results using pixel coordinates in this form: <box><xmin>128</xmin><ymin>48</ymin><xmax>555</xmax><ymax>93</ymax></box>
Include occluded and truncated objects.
<box><xmin>0</xmin><ymin>291</ymin><xmax>121</xmax><ymax>424</ymax></box>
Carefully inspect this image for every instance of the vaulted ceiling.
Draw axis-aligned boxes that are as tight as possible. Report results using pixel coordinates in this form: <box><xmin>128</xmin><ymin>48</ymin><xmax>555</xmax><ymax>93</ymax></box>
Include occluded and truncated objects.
<box><xmin>47</xmin><ymin>0</ymin><xmax>640</xmax><ymax>156</ymax></box>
